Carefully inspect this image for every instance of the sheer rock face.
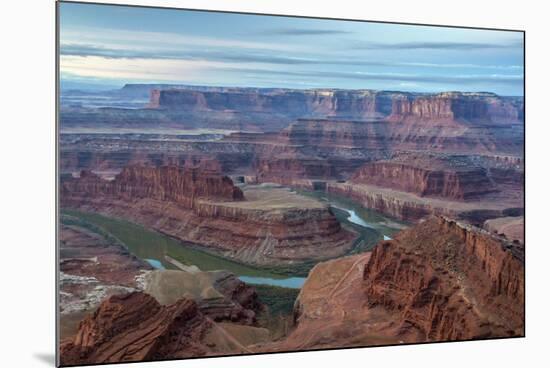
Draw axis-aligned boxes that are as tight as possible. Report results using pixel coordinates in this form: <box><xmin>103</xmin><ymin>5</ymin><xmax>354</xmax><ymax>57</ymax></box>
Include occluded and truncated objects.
<box><xmin>148</xmin><ymin>88</ymin><xmax>523</xmax><ymax>125</ymax></box>
<box><xmin>60</xmin><ymin>292</ymin><xmax>213</xmax><ymax>365</ymax></box>
<box><xmin>388</xmin><ymin>93</ymin><xmax>524</xmax><ymax>124</ymax></box>
<box><xmin>265</xmin><ymin>217</ymin><xmax>524</xmax><ymax>352</ymax></box>
<box><xmin>148</xmin><ymin>88</ymin><xmax>397</xmax><ymax>119</ymax></box>
<box><xmin>61</xmin><ymin>165</ymin><xmax>244</xmax><ymax>208</ymax></box>
<box><xmin>363</xmin><ymin>216</ymin><xmax>524</xmax><ymax>341</ymax></box>
<box><xmin>350</xmin><ymin>153</ymin><xmax>497</xmax><ymax>200</ymax></box>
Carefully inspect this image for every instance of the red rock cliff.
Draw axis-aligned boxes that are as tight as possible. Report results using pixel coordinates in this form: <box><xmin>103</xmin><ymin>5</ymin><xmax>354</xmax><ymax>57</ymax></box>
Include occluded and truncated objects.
<box><xmin>60</xmin><ymin>292</ymin><xmax>213</xmax><ymax>365</ymax></box>
<box><xmin>62</xmin><ymin>164</ymin><xmax>244</xmax><ymax>209</ymax></box>
<box><xmin>351</xmin><ymin>154</ymin><xmax>497</xmax><ymax>200</ymax></box>
<box><xmin>388</xmin><ymin>92</ymin><xmax>523</xmax><ymax>124</ymax></box>
<box><xmin>363</xmin><ymin>216</ymin><xmax>524</xmax><ymax>341</ymax></box>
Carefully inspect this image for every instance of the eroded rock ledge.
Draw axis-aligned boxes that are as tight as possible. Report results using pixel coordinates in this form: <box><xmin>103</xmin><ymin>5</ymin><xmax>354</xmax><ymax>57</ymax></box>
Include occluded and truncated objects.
<box><xmin>264</xmin><ymin>216</ymin><xmax>524</xmax><ymax>351</ymax></box>
<box><xmin>363</xmin><ymin>216</ymin><xmax>524</xmax><ymax>341</ymax></box>
<box><xmin>61</xmin><ymin>165</ymin><xmax>355</xmax><ymax>266</ymax></box>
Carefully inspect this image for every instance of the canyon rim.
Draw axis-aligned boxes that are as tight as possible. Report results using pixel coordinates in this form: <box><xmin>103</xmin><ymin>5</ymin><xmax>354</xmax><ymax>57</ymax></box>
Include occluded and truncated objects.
<box><xmin>56</xmin><ymin>2</ymin><xmax>525</xmax><ymax>366</ymax></box>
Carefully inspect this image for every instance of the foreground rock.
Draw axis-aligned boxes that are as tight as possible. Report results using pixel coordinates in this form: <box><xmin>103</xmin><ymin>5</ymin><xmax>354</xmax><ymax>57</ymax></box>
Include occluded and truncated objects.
<box><xmin>59</xmin><ymin>222</ymin><xmax>264</xmax><ymax>338</ymax></box>
<box><xmin>60</xmin><ymin>292</ymin><xmax>269</xmax><ymax>365</ymax></box>
<box><xmin>363</xmin><ymin>216</ymin><xmax>523</xmax><ymax>340</ymax></box>
<box><xmin>61</xmin><ymin>165</ymin><xmax>356</xmax><ymax>266</ymax></box>
<box><xmin>260</xmin><ymin>216</ymin><xmax>524</xmax><ymax>351</ymax></box>
<box><xmin>59</xmin><ymin>223</ymin><xmax>152</xmax><ymax>339</ymax></box>
<box><xmin>141</xmin><ymin>269</ymin><xmax>261</xmax><ymax>325</ymax></box>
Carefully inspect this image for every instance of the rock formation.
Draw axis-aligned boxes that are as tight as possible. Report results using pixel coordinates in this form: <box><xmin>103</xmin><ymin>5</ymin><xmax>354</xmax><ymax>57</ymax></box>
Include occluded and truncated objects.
<box><xmin>141</xmin><ymin>270</ymin><xmax>261</xmax><ymax>325</ymax></box>
<box><xmin>363</xmin><ymin>216</ymin><xmax>523</xmax><ymax>340</ymax></box>
<box><xmin>388</xmin><ymin>92</ymin><xmax>523</xmax><ymax>124</ymax></box>
<box><xmin>262</xmin><ymin>216</ymin><xmax>524</xmax><ymax>352</ymax></box>
<box><xmin>62</xmin><ymin>164</ymin><xmax>244</xmax><ymax>208</ymax></box>
<box><xmin>350</xmin><ymin>153</ymin><xmax>497</xmax><ymax>200</ymax></box>
<box><xmin>60</xmin><ymin>293</ymin><xmax>213</xmax><ymax>365</ymax></box>
<box><xmin>61</xmin><ymin>166</ymin><xmax>356</xmax><ymax>266</ymax></box>
<box><xmin>147</xmin><ymin>87</ymin><xmax>523</xmax><ymax>125</ymax></box>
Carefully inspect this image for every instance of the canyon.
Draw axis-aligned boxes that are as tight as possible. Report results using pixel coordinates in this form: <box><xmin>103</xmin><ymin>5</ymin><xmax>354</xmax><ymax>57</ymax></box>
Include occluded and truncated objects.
<box><xmin>59</xmin><ymin>219</ymin><xmax>263</xmax><ymax>339</ymax></box>
<box><xmin>61</xmin><ymin>164</ymin><xmax>356</xmax><ymax>266</ymax></box>
<box><xmin>61</xmin><ymin>216</ymin><xmax>524</xmax><ymax>364</ymax></box>
<box><xmin>59</xmin><ymin>83</ymin><xmax>524</xmax><ymax>364</ymax></box>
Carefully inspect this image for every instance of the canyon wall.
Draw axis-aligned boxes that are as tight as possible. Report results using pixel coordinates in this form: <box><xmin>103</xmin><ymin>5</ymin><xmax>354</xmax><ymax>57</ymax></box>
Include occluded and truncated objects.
<box><xmin>363</xmin><ymin>216</ymin><xmax>524</xmax><ymax>341</ymax></box>
<box><xmin>350</xmin><ymin>154</ymin><xmax>497</xmax><ymax>200</ymax></box>
<box><xmin>388</xmin><ymin>92</ymin><xmax>523</xmax><ymax>124</ymax></box>
<box><xmin>148</xmin><ymin>87</ymin><xmax>523</xmax><ymax>125</ymax></box>
<box><xmin>61</xmin><ymin>166</ymin><xmax>356</xmax><ymax>266</ymax></box>
<box><xmin>62</xmin><ymin>164</ymin><xmax>244</xmax><ymax>209</ymax></box>
<box><xmin>268</xmin><ymin>216</ymin><xmax>524</xmax><ymax>351</ymax></box>
<box><xmin>60</xmin><ymin>292</ymin><xmax>249</xmax><ymax>365</ymax></box>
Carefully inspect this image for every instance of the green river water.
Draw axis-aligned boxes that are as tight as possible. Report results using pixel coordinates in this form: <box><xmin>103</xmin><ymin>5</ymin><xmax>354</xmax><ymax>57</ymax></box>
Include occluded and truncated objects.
<box><xmin>61</xmin><ymin>190</ymin><xmax>407</xmax><ymax>288</ymax></box>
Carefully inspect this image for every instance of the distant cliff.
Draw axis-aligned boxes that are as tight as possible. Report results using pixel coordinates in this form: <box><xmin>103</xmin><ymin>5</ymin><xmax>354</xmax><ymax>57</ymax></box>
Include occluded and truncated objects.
<box><xmin>147</xmin><ymin>86</ymin><xmax>523</xmax><ymax>124</ymax></box>
<box><xmin>61</xmin><ymin>164</ymin><xmax>244</xmax><ymax>209</ymax></box>
<box><xmin>350</xmin><ymin>153</ymin><xmax>497</xmax><ymax>200</ymax></box>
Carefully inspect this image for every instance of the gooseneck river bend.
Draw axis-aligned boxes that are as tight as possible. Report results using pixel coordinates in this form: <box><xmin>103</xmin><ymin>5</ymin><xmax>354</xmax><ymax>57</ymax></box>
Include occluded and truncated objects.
<box><xmin>62</xmin><ymin>190</ymin><xmax>406</xmax><ymax>289</ymax></box>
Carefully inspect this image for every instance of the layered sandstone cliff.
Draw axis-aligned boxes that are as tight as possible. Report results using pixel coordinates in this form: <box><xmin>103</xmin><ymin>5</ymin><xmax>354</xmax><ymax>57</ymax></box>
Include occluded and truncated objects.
<box><xmin>148</xmin><ymin>88</ymin><xmax>397</xmax><ymax>119</ymax></box>
<box><xmin>363</xmin><ymin>216</ymin><xmax>524</xmax><ymax>340</ymax></box>
<box><xmin>60</xmin><ymin>291</ymin><xmax>268</xmax><ymax>365</ymax></box>
<box><xmin>262</xmin><ymin>216</ymin><xmax>524</xmax><ymax>352</ymax></box>
<box><xmin>147</xmin><ymin>87</ymin><xmax>523</xmax><ymax>125</ymax></box>
<box><xmin>350</xmin><ymin>153</ymin><xmax>497</xmax><ymax>200</ymax></box>
<box><xmin>388</xmin><ymin>92</ymin><xmax>523</xmax><ymax>124</ymax></box>
<box><xmin>61</xmin><ymin>166</ymin><xmax>355</xmax><ymax>266</ymax></box>
<box><xmin>62</xmin><ymin>164</ymin><xmax>244</xmax><ymax>208</ymax></box>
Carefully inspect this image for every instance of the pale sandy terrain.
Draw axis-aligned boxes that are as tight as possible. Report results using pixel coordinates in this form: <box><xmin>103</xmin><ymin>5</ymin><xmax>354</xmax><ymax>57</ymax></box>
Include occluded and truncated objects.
<box><xmin>484</xmin><ymin>216</ymin><xmax>524</xmax><ymax>243</ymax></box>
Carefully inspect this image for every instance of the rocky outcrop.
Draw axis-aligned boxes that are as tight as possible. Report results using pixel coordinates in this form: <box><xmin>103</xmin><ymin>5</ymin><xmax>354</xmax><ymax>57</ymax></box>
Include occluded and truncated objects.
<box><xmin>363</xmin><ymin>216</ymin><xmax>524</xmax><ymax>341</ymax></box>
<box><xmin>141</xmin><ymin>270</ymin><xmax>261</xmax><ymax>325</ymax></box>
<box><xmin>60</xmin><ymin>292</ymin><xmax>214</xmax><ymax>365</ymax></box>
<box><xmin>350</xmin><ymin>153</ymin><xmax>497</xmax><ymax>200</ymax></box>
<box><xmin>62</xmin><ymin>164</ymin><xmax>244</xmax><ymax>208</ymax></box>
<box><xmin>388</xmin><ymin>92</ymin><xmax>523</xmax><ymax>124</ymax></box>
<box><xmin>263</xmin><ymin>216</ymin><xmax>524</xmax><ymax>352</ymax></box>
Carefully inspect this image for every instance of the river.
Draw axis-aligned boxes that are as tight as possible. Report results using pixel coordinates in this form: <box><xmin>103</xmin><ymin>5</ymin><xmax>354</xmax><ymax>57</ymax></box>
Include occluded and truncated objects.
<box><xmin>62</xmin><ymin>191</ymin><xmax>405</xmax><ymax>289</ymax></box>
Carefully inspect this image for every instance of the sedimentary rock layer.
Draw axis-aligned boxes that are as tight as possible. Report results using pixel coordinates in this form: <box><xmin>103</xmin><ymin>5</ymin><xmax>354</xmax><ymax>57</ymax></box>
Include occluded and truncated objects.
<box><xmin>262</xmin><ymin>216</ymin><xmax>524</xmax><ymax>352</ymax></box>
<box><xmin>62</xmin><ymin>164</ymin><xmax>244</xmax><ymax>208</ymax></box>
<box><xmin>60</xmin><ymin>293</ymin><xmax>222</xmax><ymax>365</ymax></box>
<box><xmin>61</xmin><ymin>166</ymin><xmax>355</xmax><ymax>266</ymax></box>
<box><xmin>326</xmin><ymin>181</ymin><xmax>522</xmax><ymax>223</ymax></box>
<box><xmin>350</xmin><ymin>153</ymin><xmax>497</xmax><ymax>200</ymax></box>
<box><xmin>148</xmin><ymin>87</ymin><xmax>523</xmax><ymax>125</ymax></box>
<box><xmin>363</xmin><ymin>216</ymin><xmax>524</xmax><ymax>340</ymax></box>
<box><xmin>388</xmin><ymin>92</ymin><xmax>524</xmax><ymax>124</ymax></box>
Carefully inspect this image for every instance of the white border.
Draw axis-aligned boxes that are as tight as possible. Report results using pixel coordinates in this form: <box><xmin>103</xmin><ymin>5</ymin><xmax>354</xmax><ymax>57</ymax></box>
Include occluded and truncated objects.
<box><xmin>1</xmin><ymin>1</ymin><xmax>548</xmax><ymax>367</ymax></box>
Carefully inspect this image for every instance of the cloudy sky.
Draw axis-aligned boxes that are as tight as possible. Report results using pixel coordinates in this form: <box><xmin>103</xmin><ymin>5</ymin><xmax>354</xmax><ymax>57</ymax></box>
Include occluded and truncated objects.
<box><xmin>59</xmin><ymin>2</ymin><xmax>524</xmax><ymax>95</ymax></box>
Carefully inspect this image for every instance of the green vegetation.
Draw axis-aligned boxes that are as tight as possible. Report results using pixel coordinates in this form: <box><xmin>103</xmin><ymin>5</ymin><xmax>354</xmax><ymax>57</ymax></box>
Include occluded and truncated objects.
<box><xmin>255</xmin><ymin>284</ymin><xmax>300</xmax><ymax>316</ymax></box>
<box><xmin>61</xmin><ymin>209</ymin><xmax>315</xmax><ymax>277</ymax></box>
<box><xmin>254</xmin><ymin>284</ymin><xmax>300</xmax><ymax>338</ymax></box>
